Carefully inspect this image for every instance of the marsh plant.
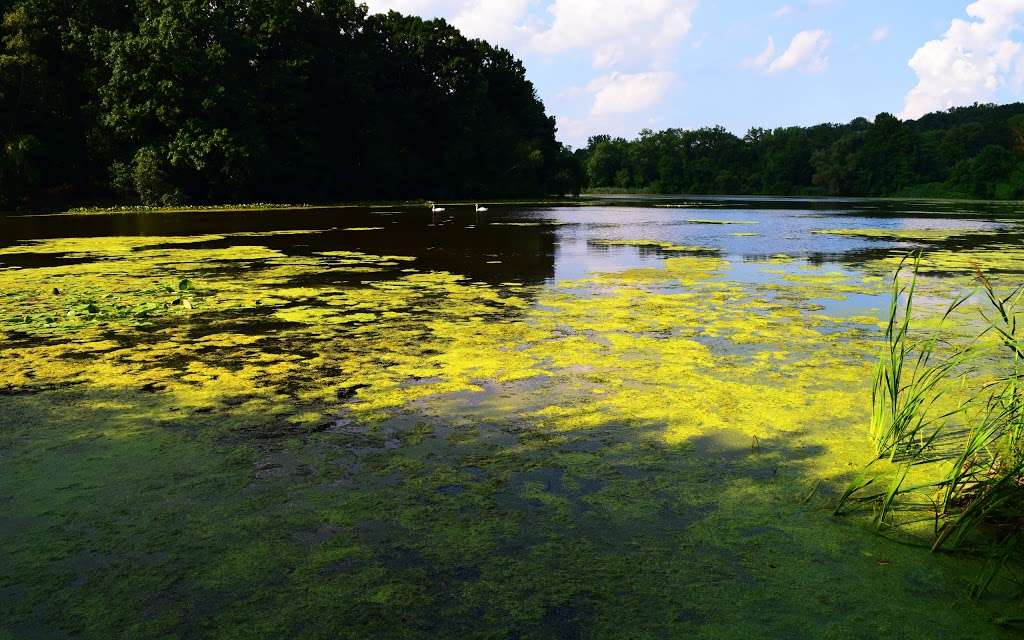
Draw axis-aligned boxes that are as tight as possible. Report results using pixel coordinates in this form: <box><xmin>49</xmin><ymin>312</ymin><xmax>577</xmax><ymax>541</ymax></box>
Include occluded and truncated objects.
<box><xmin>836</xmin><ymin>256</ymin><xmax>1024</xmax><ymax>594</ymax></box>
<box><xmin>4</xmin><ymin>277</ymin><xmax>199</xmax><ymax>334</ymax></box>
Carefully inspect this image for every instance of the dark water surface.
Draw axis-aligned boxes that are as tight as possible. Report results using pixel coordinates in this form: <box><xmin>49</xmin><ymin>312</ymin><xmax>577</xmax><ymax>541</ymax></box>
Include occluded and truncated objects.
<box><xmin>4</xmin><ymin>196</ymin><xmax>1023</xmax><ymax>282</ymax></box>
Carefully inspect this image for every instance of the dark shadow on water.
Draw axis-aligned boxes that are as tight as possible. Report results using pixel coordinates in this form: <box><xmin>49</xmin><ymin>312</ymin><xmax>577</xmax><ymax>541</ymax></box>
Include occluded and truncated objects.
<box><xmin>0</xmin><ymin>207</ymin><xmax>561</xmax><ymax>286</ymax></box>
<box><xmin>3</xmin><ymin>376</ymin><xmax>1020</xmax><ymax>639</ymax></box>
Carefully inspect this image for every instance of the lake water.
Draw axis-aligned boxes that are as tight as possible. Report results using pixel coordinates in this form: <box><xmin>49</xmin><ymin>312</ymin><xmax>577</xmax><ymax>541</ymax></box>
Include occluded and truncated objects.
<box><xmin>2</xmin><ymin>197</ymin><xmax>1022</xmax><ymax>638</ymax></box>
<box><xmin>4</xmin><ymin>196</ymin><xmax>1022</xmax><ymax>283</ymax></box>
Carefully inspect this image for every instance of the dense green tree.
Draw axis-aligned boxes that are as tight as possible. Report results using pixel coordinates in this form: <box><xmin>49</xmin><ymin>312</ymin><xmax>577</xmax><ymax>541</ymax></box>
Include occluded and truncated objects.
<box><xmin>852</xmin><ymin>113</ymin><xmax>920</xmax><ymax>195</ymax></box>
<box><xmin>951</xmin><ymin>145</ymin><xmax>1016</xmax><ymax>199</ymax></box>
<box><xmin>0</xmin><ymin>3</ymin><xmax>46</xmax><ymax>206</ymax></box>
<box><xmin>0</xmin><ymin>0</ymin><xmax>130</xmax><ymax>207</ymax></box>
<box><xmin>0</xmin><ymin>0</ymin><xmax>580</xmax><ymax>209</ymax></box>
<box><xmin>357</xmin><ymin>11</ymin><xmax>562</xmax><ymax>199</ymax></box>
<box><xmin>579</xmin><ymin>103</ymin><xmax>1024</xmax><ymax>199</ymax></box>
<box><xmin>584</xmin><ymin>135</ymin><xmax>629</xmax><ymax>189</ymax></box>
<box><xmin>752</xmin><ymin>127</ymin><xmax>818</xmax><ymax>195</ymax></box>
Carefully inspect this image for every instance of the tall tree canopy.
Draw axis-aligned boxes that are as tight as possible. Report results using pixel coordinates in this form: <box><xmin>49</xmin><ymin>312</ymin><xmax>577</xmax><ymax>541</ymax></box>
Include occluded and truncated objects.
<box><xmin>579</xmin><ymin>102</ymin><xmax>1024</xmax><ymax>200</ymax></box>
<box><xmin>0</xmin><ymin>0</ymin><xmax>581</xmax><ymax>209</ymax></box>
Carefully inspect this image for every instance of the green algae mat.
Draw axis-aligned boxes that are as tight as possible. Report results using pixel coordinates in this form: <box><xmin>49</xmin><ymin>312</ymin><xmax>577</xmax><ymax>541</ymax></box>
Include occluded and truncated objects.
<box><xmin>2</xmin><ymin>201</ymin><xmax>1023</xmax><ymax>638</ymax></box>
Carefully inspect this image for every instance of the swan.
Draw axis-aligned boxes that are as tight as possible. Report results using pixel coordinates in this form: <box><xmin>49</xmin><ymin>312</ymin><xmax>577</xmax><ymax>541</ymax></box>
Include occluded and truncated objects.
<box><xmin>427</xmin><ymin>201</ymin><xmax>446</xmax><ymax>213</ymax></box>
<box><xmin>474</xmin><ymin>203</ymin><xmax>488</xmax><ymax>213</ymax></box>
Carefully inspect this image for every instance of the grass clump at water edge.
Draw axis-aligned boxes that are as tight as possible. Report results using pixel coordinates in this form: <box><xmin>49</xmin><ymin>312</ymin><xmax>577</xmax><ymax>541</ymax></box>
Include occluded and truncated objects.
<box><xmin>835</xmin><ymin>255</ymin><xmax>1024</xmax><ymax>600</ymax></box>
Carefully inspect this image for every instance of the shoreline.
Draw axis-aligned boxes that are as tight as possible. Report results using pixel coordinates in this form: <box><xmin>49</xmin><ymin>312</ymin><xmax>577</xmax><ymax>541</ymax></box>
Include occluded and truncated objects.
<box><xmin>3</xmin><ymin>193</ymin><xmax>1022</xmax><ymax>218</ymax></box>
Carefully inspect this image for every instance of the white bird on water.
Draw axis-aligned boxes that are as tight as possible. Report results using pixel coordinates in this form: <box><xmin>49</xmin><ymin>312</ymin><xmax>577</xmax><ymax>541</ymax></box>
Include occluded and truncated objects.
<box><xmin>427</xmin><ymin>201</ymin><xmax>446</xmax><ymax>213</ymax></box>
<box><xmin>474</xmin><ymin>203</ymin><xmax>488</xmax><ymax>213</ymax></box>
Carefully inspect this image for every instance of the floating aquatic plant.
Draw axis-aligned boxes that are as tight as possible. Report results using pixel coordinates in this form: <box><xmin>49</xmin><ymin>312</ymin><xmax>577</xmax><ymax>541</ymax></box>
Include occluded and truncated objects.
<box><xmin>588</xmin><ymin>239</ymin><xmax>715</xmax><ymax>253</ymax></box>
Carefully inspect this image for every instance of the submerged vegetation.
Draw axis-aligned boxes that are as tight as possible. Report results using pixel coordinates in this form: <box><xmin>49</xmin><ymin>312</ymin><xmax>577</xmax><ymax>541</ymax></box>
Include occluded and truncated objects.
<box><xmin>836</xmin><ymin>257</ymin><xmax>1024</xmax><ymax>596</ymax></box>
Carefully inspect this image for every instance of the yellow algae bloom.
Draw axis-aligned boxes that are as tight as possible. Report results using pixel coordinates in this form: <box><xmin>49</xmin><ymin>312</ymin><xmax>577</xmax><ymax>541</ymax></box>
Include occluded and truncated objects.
<box><xmin>589</xmin><ymin>239</ymin><xmax>716</xmax><ymax>253</ymax></box>
<box><xmin>684</xmin><ymin>219</ymin><xmax>758</xmax><ymax>225</ymax></box>
<box><xmin>812</xmin><ymin>228</ymin><xmax>990</xmax><ymax>241</ymax></box>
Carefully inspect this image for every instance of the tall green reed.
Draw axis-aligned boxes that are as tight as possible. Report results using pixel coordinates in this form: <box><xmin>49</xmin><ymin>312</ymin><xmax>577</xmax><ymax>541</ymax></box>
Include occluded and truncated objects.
<box><xmin>836</xmin><ymin>256</ymin><xmax>1023</xmax><ymax>594</ymax></box>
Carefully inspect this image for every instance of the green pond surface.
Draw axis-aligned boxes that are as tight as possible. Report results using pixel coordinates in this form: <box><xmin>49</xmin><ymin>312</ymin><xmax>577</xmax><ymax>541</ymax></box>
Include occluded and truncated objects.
<box><xmin>2</xmin><ymin>196</ymin><xmax>1023</xmax><ymax>638</ymax></box>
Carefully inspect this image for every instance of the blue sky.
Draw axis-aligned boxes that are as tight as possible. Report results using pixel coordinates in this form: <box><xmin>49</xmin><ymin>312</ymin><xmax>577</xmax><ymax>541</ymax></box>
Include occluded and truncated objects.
<box><xmin>361</xmin><ymin>1</ymin><xmax>1024</xmax><ymax>147</ymax></box>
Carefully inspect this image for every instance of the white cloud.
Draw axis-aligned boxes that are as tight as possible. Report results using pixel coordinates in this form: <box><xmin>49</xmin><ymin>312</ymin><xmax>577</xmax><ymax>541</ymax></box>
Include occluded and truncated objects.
<box><xmin>593</xmin><ymin>44</ymin><xmax>627</xmax><ymax>68</ymax></box>
<box><xmin>361</xmin><ymin>0</ymin><xmax>451</xmax><ymax>16</ymax></box>
<box><xmin>901</xmin><ymin>0</ymin><xmax>1024</xmax><ymax>120</ymax></box>
<box><xmin>871</xmin><ymin>24</ymin><xmax>890</xmax><ymax>42</ymax></box>
<box><xmin>556</xmin><ymin>115</ymin><xmax>601</xmax><ymax>146</ymax></box>
<box><xmin>587</xmin><ymin>71</ymin><xmax>677</xmax><ymax>115</ymax></box>
<box><xmin>450</xmin><ymin>0</ymin><xmax>534</xmax><ymax>46</ymax></box>
<box><xmin>774</xmin><ymin>4</ymin><xmax>795</xmax><ymax>17</ymax></box>
<box><xmin>745</xmin><ymin>30</ymin><xmax>830</xmax><ymax>73</ymax></box>
<box><xmin>556</xmin><ymin>110</ymin><xmax>665</xmax><ymax>147</ymax></box>
<box><xmin>360</xmin><ymin>0</ymin><xmax>534</xmax><ymax>47</ymax></box>
<box><xmin>530</xmin><ymin>0</ymin><xmax>699</xmax><ymax>68</ymax></box>
<box><xmin>767</xmin><ymin>29</ymin><xmax>831</xmax><ymax>73</ymax></box>
<box><xmin>744</xmin><ymin>37</ymin><xmax>777</xmax><ymax>68</ymax></box>
<box><xmin>362</xmin><ymin>0</ymin><xmax>699</xmax><ymax>70</ymax></box>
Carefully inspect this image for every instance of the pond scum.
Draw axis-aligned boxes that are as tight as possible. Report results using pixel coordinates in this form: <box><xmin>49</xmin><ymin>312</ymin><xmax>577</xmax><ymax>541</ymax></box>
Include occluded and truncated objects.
<box><xmin>1</xmin><ymin>230</ymin><xmax>1023</xmax><ymax>637</ymax></box>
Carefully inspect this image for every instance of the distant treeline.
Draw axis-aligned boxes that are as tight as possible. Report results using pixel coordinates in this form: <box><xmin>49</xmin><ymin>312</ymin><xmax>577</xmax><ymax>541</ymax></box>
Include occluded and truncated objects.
<box><xmin>0</xmin><ymin>0</ymin><xmax>583</xmax><ymax>210</ymax></box>
<box><xmin>579</xmin><ymin>103</ymin><xmax>1024</xmax><ymax>200</ymax></box>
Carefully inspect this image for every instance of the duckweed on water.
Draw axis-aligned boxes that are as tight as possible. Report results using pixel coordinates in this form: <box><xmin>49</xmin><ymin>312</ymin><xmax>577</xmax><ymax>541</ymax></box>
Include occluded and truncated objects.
<box><xmin>812</xmin><ymin>228</ymin><xmax>992</xmax><ymax>241</ymax></box>
<box><xmin>684</xmin><ymin>218</ymin><xmax>758</xmax><ymax>225</ymax></box>
<box><xmin>1</xmin><ymin>229</ymin><xmax>1021</xmax><ymax>638</ymax></box>
<box><xmin>812</xmin><ymin>227</ymin><xmax>1024</xmax><ymax>275</ymax></box>
<box><xmin>869</xmin><ymin>246</ymin><xmax>1024</xmax><ymax>275</ymax></box>
<box><xmin>589</xmin><ymin>239</ymin><xmax>715</xmax><ymax>253</ymax></box>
